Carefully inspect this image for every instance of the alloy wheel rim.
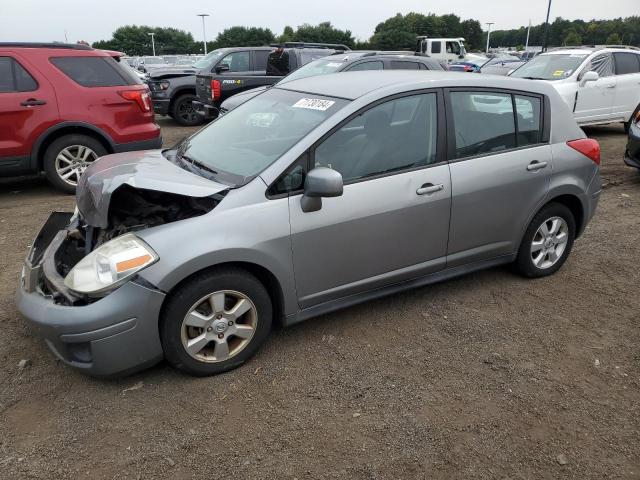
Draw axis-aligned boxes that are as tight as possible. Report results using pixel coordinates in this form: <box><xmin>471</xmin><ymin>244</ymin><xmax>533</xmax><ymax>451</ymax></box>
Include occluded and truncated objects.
<box><xmin>180</xmin><ymin>290</ymin><xmax>258</xmax><ymax>363</ymax></box>
<box><xmin>178</xmin><ymin>101</ymin><xmax>197</xmax><ymax>123</ymax></box>
<box><xmin>531</xmin><ymin>216</ymin><xmax>569</xmax><ymax>269</ymax></box>
<box><xmin>54</xmin><ymin>145</ymin><xmax>98</xmax><ymax>186</ymax></box>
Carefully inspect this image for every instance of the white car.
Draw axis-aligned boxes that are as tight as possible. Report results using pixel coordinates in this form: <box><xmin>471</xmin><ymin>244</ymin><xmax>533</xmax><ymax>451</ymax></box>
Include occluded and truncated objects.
<box><xmin>510</xmin><ymin>46</ymin><xmax>640</xmax><ymax>130</ymax></box>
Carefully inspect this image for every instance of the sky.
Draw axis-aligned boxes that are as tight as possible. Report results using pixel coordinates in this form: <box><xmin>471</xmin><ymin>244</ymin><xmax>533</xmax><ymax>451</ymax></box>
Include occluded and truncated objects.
<box><xmin>0</xmin><ymin>0</ymin><xmax>637</xmax><ymax>44</ymax></box>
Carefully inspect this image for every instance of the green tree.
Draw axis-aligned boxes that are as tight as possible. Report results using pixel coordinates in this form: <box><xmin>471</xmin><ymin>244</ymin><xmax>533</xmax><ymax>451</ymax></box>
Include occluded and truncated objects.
<box><xmin>92</xmin><ymin>25</ymin><xmax>197</xmax><ymax>55</ymax></box>
<box><xmin>369</xmin><ymin>30</ymin><xmax>416</xmax><ymax>50</ymax></box>
<box><xmin>564</xmin><ymin>30</ymin><xmax>582</xmax><ymax>46</ymax></box>
<box><xmin>461</xmin><ymin>19</ymin><xmax>483</xmax><ymax>50</ymax></box>
<box><xmin>606</xmin><ymin>32</ymin><xmax>622</xmax><ymax>44</ymax></box>
<box><xmin>285</xmin><ymin>22</ymin><xmax>355</xmax><ymax>47</ymax></box>
<box><xmin>210</xmin><ymin>26</ymin><xmax>275</xmax><ymax>49</ymax></box>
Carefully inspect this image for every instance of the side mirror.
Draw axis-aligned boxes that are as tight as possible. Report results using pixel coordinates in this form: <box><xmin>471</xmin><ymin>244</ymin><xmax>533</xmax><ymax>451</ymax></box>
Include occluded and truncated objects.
<box><xmin>300</xmin><ymin>167</ymin><xmax>343</xmax><ymax>213</ymax></box>
<box><xmin>580</xmin><ymin>70</ymin><xmax>599</xmax><ymax>87</ymax></box>
<box><xmin>215</xmin><ymin>64</ymin><xmax>230</xmax><ymax>74</ymax></box>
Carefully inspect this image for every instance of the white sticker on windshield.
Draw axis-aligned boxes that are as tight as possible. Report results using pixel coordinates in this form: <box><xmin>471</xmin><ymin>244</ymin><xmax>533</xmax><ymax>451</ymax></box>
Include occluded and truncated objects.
<box><xmin>293</xmin><ymin>98</ymin><xmax>336</xmax><ymax>111</ymax></box>
<box><xmin>326</xmin><ymin>62</ymin><xmax>343</xmax><ymax>67</ymax></box>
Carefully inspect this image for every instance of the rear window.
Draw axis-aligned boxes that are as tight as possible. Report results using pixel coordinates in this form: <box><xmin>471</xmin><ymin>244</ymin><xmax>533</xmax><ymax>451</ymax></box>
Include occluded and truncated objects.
<box><xmin>51</xmin><ymin>56</ymin><xmax>139</xmax><ymax>87</ymax></box>
<box><xmin>389</xmin><ymin>61</ymin><xmax>420</xmax><ymax>70</ymax></box>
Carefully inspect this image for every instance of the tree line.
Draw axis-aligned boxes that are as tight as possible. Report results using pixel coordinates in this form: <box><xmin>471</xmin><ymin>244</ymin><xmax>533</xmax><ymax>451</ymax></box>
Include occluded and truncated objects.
<box><xmin>92</xmin><ymin>14</ymin><xmax>638</xmax><ymax>56</ymax></box>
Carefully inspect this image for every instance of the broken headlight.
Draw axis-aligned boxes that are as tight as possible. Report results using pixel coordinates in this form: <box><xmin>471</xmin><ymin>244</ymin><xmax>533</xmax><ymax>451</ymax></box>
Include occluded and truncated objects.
<box><xmin>63</xmin><ymin>233</ymin><xmax>158</xmax><ymax>295</ymax></box>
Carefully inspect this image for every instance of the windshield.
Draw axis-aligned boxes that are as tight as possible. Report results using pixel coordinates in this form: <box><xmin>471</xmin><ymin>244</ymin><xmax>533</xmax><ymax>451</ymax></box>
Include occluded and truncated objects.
<box><xmin>280</xmin><ymin>56</ymin><xmax>351</xmax><ymax>84</ymax></box>
<box><xmin>193</xmin><ymin>49</ymin><xmax>225</xmax><ymax>69</ymax></box>
<box><xmin>143</xmin><ymin>57</ymin><xmax>164</xmax><ymax>65</ymax></box>
<box><xmin>180</xmin><ymin>88</ymin><xmax>348</xmax><ymax>185</ymax></box>
<box><xmin>510</xmin><ymin>53</ymin><xmax>588</xmax><ymax>80</ymax></box>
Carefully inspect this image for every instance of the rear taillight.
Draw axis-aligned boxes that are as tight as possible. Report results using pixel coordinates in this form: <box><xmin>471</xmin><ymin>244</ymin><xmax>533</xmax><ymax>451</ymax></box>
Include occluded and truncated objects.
<box><xmin>634</xmin><ymin>110</ymin><xmax>640</xmax><ymax>125</ymax></box>
<box><xmin>567</xmin><ymin>138</ymin><xmax>601</xmax><ymax>166</ymax></box>
<box><xmin>211</xmin><ymin>79</ymin><xmax>221</xmax><ymax>101</ymax></box>
<box><xmin>119</xmin><ymin>90</ymin><xmax>151</xmax><ymax>112</ymax></box>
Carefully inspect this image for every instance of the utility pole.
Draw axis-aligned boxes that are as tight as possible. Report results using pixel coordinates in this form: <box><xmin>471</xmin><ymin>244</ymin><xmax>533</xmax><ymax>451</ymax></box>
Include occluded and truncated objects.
<box><xmin>197</xmin><ymin>14</ymin><xmax>210</xmax><ymax>54</ymax></box>
<box><xmin>525</xmin><ymin>19</ymin><xmax>531</xmax><ymax>53</ymax></box>
<box><xmin>148</xmin><ymin>32</ymin><xmax>156</xmax><ymax>56</ymax></box>
<box><xmin>542</xmin><ymin>0</ymin><xmax>552</xmax><ymax>52</ymax></box>
<box><xmin>485</xmin><ymin>22</ymin><xmax>494</xmax><ymax>54</ymax></box>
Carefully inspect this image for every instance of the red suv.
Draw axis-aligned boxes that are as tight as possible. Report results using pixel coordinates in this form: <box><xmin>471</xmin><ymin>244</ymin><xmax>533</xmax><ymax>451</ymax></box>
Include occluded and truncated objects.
<box><xmin>0</xmin><ymin>43</ymin><xmax>162</xmax><ymax>193</ymax></box>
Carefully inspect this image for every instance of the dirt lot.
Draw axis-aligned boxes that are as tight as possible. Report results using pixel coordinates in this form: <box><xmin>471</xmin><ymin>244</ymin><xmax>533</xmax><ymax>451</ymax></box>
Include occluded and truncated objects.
<box><xmin>1</xmin><ymin>117</ymin><xmax>639</xmax><ymax>479</ymax></box>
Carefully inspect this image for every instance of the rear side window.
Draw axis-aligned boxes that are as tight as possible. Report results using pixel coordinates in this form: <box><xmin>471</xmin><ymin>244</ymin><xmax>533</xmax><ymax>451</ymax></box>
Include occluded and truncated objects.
<box><xmin>450</xmin><ymin>91</ymin><xmax>544</xmax><ymax>159</ymax></box>
<box><xmin>254</xmin><ymin>50</ymin><xmax>270</xmax><ymax>70</ymax></box>
<box><xmin>0</xmin><ymin>57</ymin><xmax>38</xmax><ymax>92</ymax></box>
<box><xmin>389</xmin><ymin>61</ymin><xmax>420</xmax><ymax>70</ymax></box>
<box><xmin>346</xmin><ymin>61</ymin><xmax>383</xmax><ymax>71</ymax></box>
<box><xmin>614</xmin><ymin>53</ymin><xmax>640</xmax><ymax>75</ymax></box>
<box><xmin>431</xmin><ymin>42</ymin><xmax>442</xmax><ymax>54</ymax></box>
<box><xmin>515</xmin><ymin>95</ymin><xmax>542</xmax><ymax>146</ymax></box>
<box><xmin>450</xmin><ymin>92</ymin><xmax>516</xmax><ymax>158</ymax></box>
<box><xmin>51</xmin><ymin>56</ymin><xmax>134</xmax><ymax>87</ymax></box>
<box><xmin>267</xmin><ymin>50</ymin><xmax>290</xmax><ymax>76</ymax></box>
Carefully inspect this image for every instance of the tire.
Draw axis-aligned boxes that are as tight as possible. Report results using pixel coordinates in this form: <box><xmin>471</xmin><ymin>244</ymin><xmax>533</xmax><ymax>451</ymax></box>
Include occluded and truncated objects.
<box><xmin>43</xmin><ymin>134</ymin><xmax>107</xmax><ymax>194</ymax></box>
<box><xmin>160</xmin><ymin>267</ymin><xmax>273</xmax><ymax>376</ymax></box>
<box><xmin>515</xmin><ymin>203</ymin><xmax>576</xmax><ymax>278</ymax></box>
<box><xmin>171</xmin><ymin>93</ymin><xmax>203</xmax><ymax>126</ymax></box>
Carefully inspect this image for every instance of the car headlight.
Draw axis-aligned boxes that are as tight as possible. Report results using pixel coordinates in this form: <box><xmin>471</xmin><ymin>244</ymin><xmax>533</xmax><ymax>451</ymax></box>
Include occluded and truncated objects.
<box><xmin>64</xmin><ymin>233</ymin><xmax>158</xmax><ymax>295</ymax></box>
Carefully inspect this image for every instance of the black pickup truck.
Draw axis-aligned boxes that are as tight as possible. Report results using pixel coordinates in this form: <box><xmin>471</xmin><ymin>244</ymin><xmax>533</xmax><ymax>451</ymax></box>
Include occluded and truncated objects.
<box><xmin>193</xmin><ymin>42</ymin><xmax>350</xmax><ymax>121</ymax></box>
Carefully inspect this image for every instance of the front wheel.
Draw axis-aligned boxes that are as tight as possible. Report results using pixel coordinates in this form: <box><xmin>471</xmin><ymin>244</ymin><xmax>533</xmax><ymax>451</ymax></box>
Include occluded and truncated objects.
<box><xmin>515</xmin><ymin>203</ymin><xmax>576</xmax><ymax>278</ymax></box>
<box><xmin>160</xmin><ymin>268</ymin><xmax>272</xmax><ymax>376</ymax></box>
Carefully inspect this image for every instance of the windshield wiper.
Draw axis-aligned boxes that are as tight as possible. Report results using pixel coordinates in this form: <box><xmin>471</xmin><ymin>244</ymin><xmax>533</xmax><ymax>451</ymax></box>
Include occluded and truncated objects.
<box><xmin>179</xmin><ymin>154</ymin><xmax>218</xmax><ymax>175</ymax></box>
<box><xmin>521</xmin><ymin>76</ymin><xmax>546</xmax><ymax>80</ymax></box>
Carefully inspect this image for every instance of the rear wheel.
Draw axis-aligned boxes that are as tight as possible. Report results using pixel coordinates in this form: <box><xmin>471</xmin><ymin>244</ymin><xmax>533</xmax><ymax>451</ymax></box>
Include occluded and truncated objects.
<box><xmin>160</xmin><ymin>268</ymin><xmax>272</xmax><ymax>376</ymax></box>
<box><xmin>171</xmin><ymin>93</ymin><xmax>203</xmax><ymax>126</ymax></box>
<box><xmin>43</xmin><ymin>134</ymin><xmax>107</xmax><ymax>194</ymax></box>
<box><xmin>515</xmin><ymin>203</ymin><xmax>576</xmax><ymax>278</ymax></box>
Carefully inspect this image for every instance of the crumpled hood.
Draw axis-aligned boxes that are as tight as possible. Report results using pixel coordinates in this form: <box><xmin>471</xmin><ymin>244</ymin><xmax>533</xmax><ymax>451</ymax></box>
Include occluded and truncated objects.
<box><xmin>76</xmin><ymin>150</ymin><xmax>229</xmax><ymax>228</ymax></box>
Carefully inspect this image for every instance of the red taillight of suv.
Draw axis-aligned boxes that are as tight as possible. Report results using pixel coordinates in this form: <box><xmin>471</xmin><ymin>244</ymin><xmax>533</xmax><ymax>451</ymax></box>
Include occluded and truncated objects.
<box><xmin>119</xmin><ymin>90</ymin><xmax>151</xmax><ymax>112</ymax></box>
<box><xmin>211</xmin><ymin>79</ymin><xmax>221</xmax><ymax>101</ymax></box>
<box><xmin>567</xmin><ymin>138</ymin><xmax>601</xmax><ymax>166</ymax></box>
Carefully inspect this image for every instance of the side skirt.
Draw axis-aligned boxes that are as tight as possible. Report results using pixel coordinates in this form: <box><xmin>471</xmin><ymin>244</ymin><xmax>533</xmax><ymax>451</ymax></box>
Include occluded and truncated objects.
<box><xmin>284</xmin><ymin>254</ymin><xmax>516</xmax><ymax>327</ymax></box>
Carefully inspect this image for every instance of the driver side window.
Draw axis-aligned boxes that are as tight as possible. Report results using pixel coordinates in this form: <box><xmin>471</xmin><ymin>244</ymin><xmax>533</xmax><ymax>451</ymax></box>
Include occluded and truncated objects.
<box><xmin>314</xmin><ymin>93</ymin><xmax>438</xmax><ymax>183</ymax></box>
<box><xmin>220</xmin><ymin>52</ymin><xmax>251</xmax><ymax>72</ymax></box>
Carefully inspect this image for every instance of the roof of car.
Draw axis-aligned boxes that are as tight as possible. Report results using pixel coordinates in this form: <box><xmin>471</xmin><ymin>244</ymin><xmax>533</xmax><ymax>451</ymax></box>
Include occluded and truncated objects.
<box><xmin>0</xmin><ymin>42</ymin><xmax>93</xmax><ymax>50</ymax></box>
<box><xmin>277</xmin><ymin>70</ymin><xmax>557</xmax><ymax>100</ymax></box>
<box><xmin>544</xmin><ymin>45</ymin><xmax>640</xmax><ymax>55</ymax></box>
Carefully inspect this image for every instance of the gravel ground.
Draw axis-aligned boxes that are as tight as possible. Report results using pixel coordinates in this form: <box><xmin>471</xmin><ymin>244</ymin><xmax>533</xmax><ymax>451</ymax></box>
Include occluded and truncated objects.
<box><xmin>0</xmin><ymin>118</ymin><xmax>639</xmax><ymax>479</ymax></box>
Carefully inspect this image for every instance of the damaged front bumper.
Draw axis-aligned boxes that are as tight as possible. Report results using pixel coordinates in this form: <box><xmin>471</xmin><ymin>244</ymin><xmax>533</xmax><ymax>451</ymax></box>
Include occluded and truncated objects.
<box><xmin>16</xmin><ymin>212</ymin><xmax>165</xmax><ymax>376</ymax></box>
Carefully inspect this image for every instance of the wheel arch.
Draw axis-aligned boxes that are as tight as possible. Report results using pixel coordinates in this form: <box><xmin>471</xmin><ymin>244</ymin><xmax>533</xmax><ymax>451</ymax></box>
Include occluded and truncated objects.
<box><xmin>31</xmin><ymin>122</ymin><xmax>115</xmax><ymax>171</ymax></box>
<box><xmin>168</xmin><ymin>87</ymin><xmax>197</xmax><ymax>112</ymax></box>
<box><xmin>158</xmin><ymin>261</ymin><xmax>287</xmax><ymax>328</ymax></box>
<box><xmin>543</xmin><ymin>193</ymin><xmax>585</xmax><ymax>237</ymax></box>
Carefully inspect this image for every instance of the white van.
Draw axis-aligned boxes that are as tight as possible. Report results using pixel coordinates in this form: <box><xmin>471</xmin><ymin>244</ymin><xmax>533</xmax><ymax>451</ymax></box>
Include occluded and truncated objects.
<box><xmin>415</xmin><ymin>36</ymin><xmax>487</xmax><ymax>65</ymax></box>
<box><xmin>510</xmin><ymin>46</ymin><xmax>640</xmax><ymax>130</ymax></box>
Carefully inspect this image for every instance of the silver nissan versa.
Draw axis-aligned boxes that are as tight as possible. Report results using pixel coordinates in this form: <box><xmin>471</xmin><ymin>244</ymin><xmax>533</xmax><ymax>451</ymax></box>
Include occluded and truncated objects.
<box><xmin>17</xmin><ymin>71</ymin><xmax>602</xmax><ymax>377</ymax></box>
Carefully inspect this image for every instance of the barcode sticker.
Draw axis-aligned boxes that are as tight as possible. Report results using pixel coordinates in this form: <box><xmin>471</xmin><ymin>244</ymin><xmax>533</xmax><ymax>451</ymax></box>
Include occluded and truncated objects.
<box><xmin>293</xmin><ymin>98</ymin><xmax>336</xmax><ymax>111</ymax></box>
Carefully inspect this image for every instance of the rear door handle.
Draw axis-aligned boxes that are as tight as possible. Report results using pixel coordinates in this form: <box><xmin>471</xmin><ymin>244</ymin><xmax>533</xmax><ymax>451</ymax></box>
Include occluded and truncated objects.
<box><xmin>21</xmin><ymin>98</ymin><xmax>47</xmax><ymax>106</ymax></box>
<box><xmin>605</xmin><ymin>84</ymin><xmax>616</xmax><ymax>89</ymax></box>
<box><xmin>416</xmin><ymin>183</ymin><xmax>444</xmax><ymax>195</ymax></box>
<box><xmin>527</xmin><ymin>160</ymin><xmax>548</xmax><ymax>172</ymax></box>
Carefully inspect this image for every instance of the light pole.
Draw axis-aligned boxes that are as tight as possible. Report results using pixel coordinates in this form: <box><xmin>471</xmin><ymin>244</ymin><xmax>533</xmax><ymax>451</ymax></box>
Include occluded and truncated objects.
<box><xmin>197</xmin><ymin>14</ymin><xmax>210</xmax><ymax>54</ymax></box>
<box><xmin>148</xmin><ymin>32</ymin><xmax>156</xmax><ymax>56</ymax></box>
<box><xmin>542</xmin><ymin>0</ymin><xmax>553</xmax><ymax>52</ymax></box>
<box><xmin>485</xmin><ymin>22</ymin><xmax>494</xmax><ymax>54</ymax></box>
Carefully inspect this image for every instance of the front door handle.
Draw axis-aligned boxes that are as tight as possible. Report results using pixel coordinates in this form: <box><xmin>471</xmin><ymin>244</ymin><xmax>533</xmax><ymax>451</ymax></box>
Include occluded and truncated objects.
<box><xmin>527</xmin><ymin>160</ymin><xmax>548</xmax><ymax>172</ymax></box>
<box><xmin>416</xmin><ymin>183</ymin><xmax>444</xmax><ymax>195</ymax></box>
<box><xmin>605</xmin><ymin>84</ymin><xmax>616</xmax><ymax>89</ymax></box>
<box><xmin>21</xmin><ymin>98</ymin><xmax>47</xmax><ymax>106</ymax></box>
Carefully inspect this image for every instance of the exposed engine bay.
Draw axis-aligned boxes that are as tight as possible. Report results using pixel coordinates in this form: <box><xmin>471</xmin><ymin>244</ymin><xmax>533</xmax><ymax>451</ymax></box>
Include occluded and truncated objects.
<box><xmin>33</xmin><ymin>186</ymin><xmax>224</xmax><ymax>305</ymax></box>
